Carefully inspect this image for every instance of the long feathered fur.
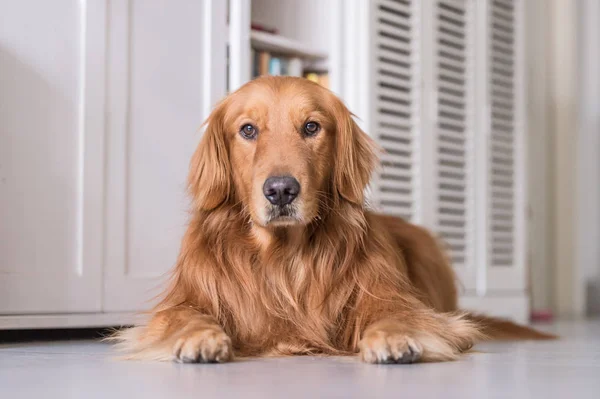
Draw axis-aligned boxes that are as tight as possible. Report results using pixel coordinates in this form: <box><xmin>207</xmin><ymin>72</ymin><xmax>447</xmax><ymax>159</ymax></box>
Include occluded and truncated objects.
<box><xmin>112</xmin><ymin>77</ymin><xmax>551</xmax><ymax>364</ymax></box>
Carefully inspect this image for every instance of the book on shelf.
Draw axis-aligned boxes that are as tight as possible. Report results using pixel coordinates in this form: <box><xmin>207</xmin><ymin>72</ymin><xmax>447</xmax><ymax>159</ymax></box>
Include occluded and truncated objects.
<box><xmin>287</xmin><ymin>58</ymin><xmax>303</xmax><ymax>77</ymax></box>
<box><xmin>251</xmin><ymin>49</ymin><xmax>327</xmax><ymax>88</ymax></box>
<box><xmin>250</xmin><ymin>48</ymin><xmax>256</xmax><ymax>79</ymax></box>
<box><xmin>304</xmin><ymin>71</ymin><xmax>329</xmax><ymax>89</ymax></box>
<box><xmin>269</xmin><ymin>57</ymin><xmax>282</xmax><ymax>75</ymax></box>
<box><xmin>257</xmin><ymin>51</ymin><xmax>270</xmax><ymax>76</ymax></box>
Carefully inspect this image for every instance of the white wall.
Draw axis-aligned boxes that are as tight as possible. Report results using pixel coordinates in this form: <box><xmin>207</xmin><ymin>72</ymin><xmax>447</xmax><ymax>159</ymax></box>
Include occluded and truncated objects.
<box><xmin>578</xmin><ymin>0</ymin><xmax>600</xmax><ymax>315</ymax></box>
<box><xmin>528</xmin><ymin>0</ymin><xmax>600</xmax><ymax>317</ymax></box>
<box><xmin>578</xmin><ymin>0</ymin><xmax>600</xmax><ymax>284</ymax></box>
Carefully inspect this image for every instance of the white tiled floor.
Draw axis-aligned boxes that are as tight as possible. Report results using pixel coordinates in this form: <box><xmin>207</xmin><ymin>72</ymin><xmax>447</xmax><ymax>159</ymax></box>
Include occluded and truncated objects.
<box><xmin>0</xmin><ymin>320</ymin><xmax>599</xmax><ymax>399</ymax></box>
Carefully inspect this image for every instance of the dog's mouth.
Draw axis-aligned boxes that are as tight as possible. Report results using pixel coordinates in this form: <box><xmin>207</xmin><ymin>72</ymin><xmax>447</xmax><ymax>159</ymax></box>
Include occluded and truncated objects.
<box><xmin>265</xmin><ymin>205</ymin><xmax>302</xmax><ymax>226</ymax></box>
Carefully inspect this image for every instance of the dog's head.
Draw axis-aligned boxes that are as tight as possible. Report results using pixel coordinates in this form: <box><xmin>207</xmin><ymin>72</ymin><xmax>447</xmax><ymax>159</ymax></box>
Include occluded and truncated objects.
<box><xmin>189</xmin><ymin>76</ymin><xmax>376</xmax><ymax>227</ymax></box>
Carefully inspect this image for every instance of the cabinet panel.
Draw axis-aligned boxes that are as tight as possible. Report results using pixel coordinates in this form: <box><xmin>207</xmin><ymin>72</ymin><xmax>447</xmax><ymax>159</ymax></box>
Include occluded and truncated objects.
<box><xmin>103</xmin><ymin>0</ymin><xmax>227</xmax><ymax>311</ymax></box>
<box><xmin>479</xmin><ymin>0</ymin><xmax>527</xmax><ymax>291</ymax></box>
<box><xmin>0</xmin><ymin>0</ymin><xmax>105</xmax><ymax>313</ymax></box>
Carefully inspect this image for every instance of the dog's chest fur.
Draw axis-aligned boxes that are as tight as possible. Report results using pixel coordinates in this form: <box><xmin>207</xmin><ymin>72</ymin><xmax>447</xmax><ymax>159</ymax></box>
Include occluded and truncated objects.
<box><xmin>216</xmin><ymin>233</ymin><xmax>355</xmax><ymax>355</ymax></box>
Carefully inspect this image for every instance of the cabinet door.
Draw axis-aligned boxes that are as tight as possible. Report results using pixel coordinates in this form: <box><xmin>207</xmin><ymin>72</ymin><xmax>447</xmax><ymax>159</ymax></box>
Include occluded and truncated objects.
<box><xmin>367</xmin><ymin>0</ymin><xmax>479</xmax><ymax>293</ymax></box>
<box><xmin>365</xmin><ymin>0</ymin><xmax>525</xmax><ymax>296</ymax></box>
<box><xmin>431</xmin><ymin>0</ymin><xmax>477</xmax><ymax>292</ymax></box>
<box><xmin>479</xmin><ymin>0</ymin><xmax>526</xmax><ymax>291</ymax></box>
<box><xmin>0</xmin><ymin>0</ymin><xmax>105</xmax><ymax>313</ymax></box>
<box><xmin>369</xmin><ymin>0</ymin><xmax>421</xmax><ymax>223</ymax></box>
<box><xmin>102</xmin><ymin>0</ymin><xmax>227</xmax><ymax>312</ymax></box>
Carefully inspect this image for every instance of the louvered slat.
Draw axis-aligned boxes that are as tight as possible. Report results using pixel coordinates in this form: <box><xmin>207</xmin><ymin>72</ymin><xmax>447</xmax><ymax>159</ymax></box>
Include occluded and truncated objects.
<box><xmin>378</xmin><ymin>35</ymin><xmax>412</xmax><ymax>54</ymax></box>
<box><xmin>379</xmin><ymin>138</ymin><xmax>412</xmax><ymax>154</ymax></box>
<box><xmin>488</xmin><ymin>0</ymin><xmax>516</xmax><ymax>268</ymax></box>
<box><xmin>378</xmin><ymin>86</ymin><xmax>412</xmax><ymax>104</ymax></box>
<box><xmin>441</xmin><ymin>237</ymin><xmax>466</xmax><ymax>248</ymax></box>
<box><xmin>377</xmin><ymin>48</ymin><xmax>412</xmax><ymax>67</ymax></box>
<box><xmin>380</xmin><ymin>179</ymin><xmax>413</xmax><ymax>191</ymax></box>
<box><xmin>381</xmin><ymin>168</ymin><xmax>413</xmax><ymax>180</ymax></box>
<box><xmin>434</xmin><ymin>0</ymin><xmax>473</xmax><ymax>270</ymax></box>
<box><xmin>380</xmin><ymin>0</ymin><xmax>412</xmax><ymax>15</ymax></box>
<box><xmin>374</xmin><ymin>0</ymin><xmax>417</xmax><ymax>220</ymax></box>
<box><xmin>381</xmin><ymin>153</ymin><xmax>412</xmax><ymax>168</ymax></box>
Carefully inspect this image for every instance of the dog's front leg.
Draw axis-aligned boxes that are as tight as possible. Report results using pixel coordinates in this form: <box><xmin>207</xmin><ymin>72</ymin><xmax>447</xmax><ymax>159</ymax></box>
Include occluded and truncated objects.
<box><xmin>358</xmin><ymin>311</ymin><xmax>481</xmax><ymax>364</ymax></box>
<box><xmin>168</xmin><ymin>308</ymin><xmax>233</xmax><ymax>363</ymax></box>
<box><xmin>115</xmin><ymin>306</ymin><xmax>233</xmax><ymax>363</ymax></box>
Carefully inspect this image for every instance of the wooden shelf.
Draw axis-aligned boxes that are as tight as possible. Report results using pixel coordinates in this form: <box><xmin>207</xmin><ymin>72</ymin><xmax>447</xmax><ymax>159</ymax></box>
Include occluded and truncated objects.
<box><xmin>250</xmin><ymin>30</ymin><xmax>327</xmax><ymax>59</ymax></box>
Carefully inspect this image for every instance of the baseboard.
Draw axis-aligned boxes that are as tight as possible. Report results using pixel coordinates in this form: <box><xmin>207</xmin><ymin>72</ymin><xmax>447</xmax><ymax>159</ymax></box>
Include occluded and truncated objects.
<box><xmin>0</xmin><ymin>295</ymin><xmax>530</xmax><ymax>330</ymax></box>
<box><xmin>0</xmin><ymin>312</ymin><xmax>142</xmax><ymax>330</ymax></box>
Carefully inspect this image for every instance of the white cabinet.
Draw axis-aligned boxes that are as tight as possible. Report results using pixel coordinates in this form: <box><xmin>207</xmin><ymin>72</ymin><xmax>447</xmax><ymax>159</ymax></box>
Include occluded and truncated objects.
<box><xmin>102</xmin><ymin>0</ymin><xmax>226</xmax><ymax>312</ymax></box>
<box><xmin>348</xmin><ymin>0</ymin><xmax>528</xmax><ymax>322</ymax></box>
<box><xmin>0</xmin><ymin>0</ymin><xmax>227</xmax><ymax>326</ymax></box>
<box><xmin>0</xmin><ymin>0</ymin><xmax>105</xmax><ymax>314</ymax></box>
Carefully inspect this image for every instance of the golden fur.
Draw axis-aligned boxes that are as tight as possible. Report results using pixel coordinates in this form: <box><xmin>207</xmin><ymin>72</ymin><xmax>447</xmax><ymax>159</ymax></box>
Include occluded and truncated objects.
<box><xmin>114</xmin><ymin>76</ymin><xmax>550</xmax><ymax>364</ymax></box>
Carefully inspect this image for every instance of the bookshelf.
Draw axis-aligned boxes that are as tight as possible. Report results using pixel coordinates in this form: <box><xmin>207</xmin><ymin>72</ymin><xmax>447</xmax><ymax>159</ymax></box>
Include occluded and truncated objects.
<box><xmin>250</xmin><ymin>30</ymin><xmax>327</xmax><ymax>60</ymax></box>
<box><xmin>228</xmin><ymin>0</ymin><xmax>341</xmax><ymax>93</ymax></box>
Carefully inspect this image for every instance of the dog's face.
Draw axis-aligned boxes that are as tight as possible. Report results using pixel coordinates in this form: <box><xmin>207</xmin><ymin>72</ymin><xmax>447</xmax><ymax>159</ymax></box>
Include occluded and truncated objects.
<box><xmin>228</xmin><ymin>80</ymin><xmax>334</xmax><ymax>227</ymax></box>
<box><xmin>189</xmin><ymin>77</ymin><xmax>375</xmax><ymax>228</ymax></box>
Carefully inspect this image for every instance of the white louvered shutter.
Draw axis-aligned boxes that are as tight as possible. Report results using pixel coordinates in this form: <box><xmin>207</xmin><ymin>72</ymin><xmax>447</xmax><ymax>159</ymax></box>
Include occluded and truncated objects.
<box><xmin>364</xmin><ymin>0</ymin><xmax>526</xmax><ymax>298</ymax></box>
<box><xmin>432</xmin><ymin>0</ymin><xmax>477</xmax><ymax>291</ymax></box>
<box><xmin>483</xmin><ymin>0</ymin><xmax>526</xmax><ymax>290</ymax></box>
<box><xmin>371</xmin><ymin>0</ymin><xmax>421</xmax><ymax>222</ymax></box>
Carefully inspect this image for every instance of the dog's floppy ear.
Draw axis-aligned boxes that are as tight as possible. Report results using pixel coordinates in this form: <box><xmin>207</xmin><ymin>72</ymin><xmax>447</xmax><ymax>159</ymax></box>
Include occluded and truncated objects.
<box><xmin>188</xmin><ymin>102</ymin><xmax>232</xmax><ymax>211</ymax></box>
<box><xmin>333</xmin><ymin>100</ymin><xmax>377</xmax><ymax>205</ymax></box>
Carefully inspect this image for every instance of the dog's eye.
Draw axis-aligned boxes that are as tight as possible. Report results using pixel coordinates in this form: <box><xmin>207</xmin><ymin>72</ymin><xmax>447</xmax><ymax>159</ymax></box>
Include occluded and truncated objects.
<box><xmin>240</xmin><ymin>124</ymin><xmax>257</xmax><ymax>140</ymax></box>
<box><xmin>304</xmin><ymin>121</ymin><xmax>320</xmax><ymax>136</ymax></box>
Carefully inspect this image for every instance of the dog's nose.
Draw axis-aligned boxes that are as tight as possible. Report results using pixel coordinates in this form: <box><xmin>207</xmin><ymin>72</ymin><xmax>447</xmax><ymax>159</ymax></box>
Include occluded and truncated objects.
<box><xmin>263</xmin><ymin>176</ymin><xmax>300</xmax><ymax>206</ymax></box>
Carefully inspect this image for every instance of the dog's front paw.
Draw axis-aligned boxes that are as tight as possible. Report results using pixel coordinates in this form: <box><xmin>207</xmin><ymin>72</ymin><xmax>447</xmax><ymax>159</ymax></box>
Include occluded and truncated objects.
<box><xmin>359</xmin><ymin>330</ymin><xmax>423</xmax><ymax>364</ymax></box>
<box><xmin>173</xmin><ymin>329</ymin><xmax>233</xmax><ymax>363</ymax></box>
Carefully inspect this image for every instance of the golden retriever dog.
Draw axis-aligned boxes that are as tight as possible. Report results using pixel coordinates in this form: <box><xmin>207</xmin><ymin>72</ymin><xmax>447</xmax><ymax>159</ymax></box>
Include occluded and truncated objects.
<box><xmin>115</xmin><ymin>76</ymin><xmax>552</xmax><ymax>364</ymax></box>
